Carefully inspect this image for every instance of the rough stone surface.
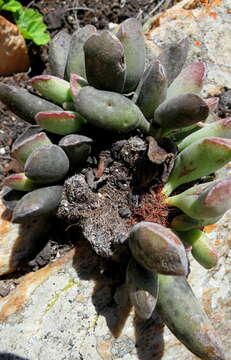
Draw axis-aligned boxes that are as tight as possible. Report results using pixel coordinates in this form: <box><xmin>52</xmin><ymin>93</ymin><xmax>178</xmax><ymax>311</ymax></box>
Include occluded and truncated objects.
<box><xmin>0</xmin><ymin>244</ymin><xmax>164</xmax><ymax>360</ymax></box>
<box><xmin>145</xmin><ymin>0</ymin><xmax>231</xmax><ymax>96</ymax></box>
<box><xmin>0</xmin><ymin>1</ymin><xmax>231</xmax><ymax>360</ymax></box>
<box><xmin>0</xmin><ymin>212</ymin><xmax>230</xmax><ymax>359</ymax></box>
<box><xmin>0</xmin><ymin>16</ymin><xmax>30</xmax><ymax>76</ymax></box>
<box><xmin>0</xmin><ymin>200</ymin><xmax>51</xmax><ymax>276</ymax></box>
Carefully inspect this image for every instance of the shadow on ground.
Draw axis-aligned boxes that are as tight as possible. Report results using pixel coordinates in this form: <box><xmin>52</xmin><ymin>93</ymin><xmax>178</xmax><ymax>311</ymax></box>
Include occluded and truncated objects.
<box><xmin>72</xmin><ymin>238</ymin><xmax>164</xmax><ymax>360</ymax></box>
<box><xmin>0</xmin><ymin>353</ymin><xmax>29</xmax><ymax>360</ymax></box>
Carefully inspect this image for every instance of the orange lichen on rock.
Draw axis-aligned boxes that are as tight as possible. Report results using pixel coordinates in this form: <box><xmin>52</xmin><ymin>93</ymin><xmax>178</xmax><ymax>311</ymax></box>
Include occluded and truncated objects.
<box><xmin>145</xmin><ymin>0</ymin><xmax>222</xmax><ymax>32</ymax></box>
<box><xmin>203</xmin><ymin>224</ymin><xmax>217</xmax><ymax>232</ymax></box>
<box><xmin>0</xmin><ymin>16</ymin><xmax>30</xmax><ymax>76</ymax></box>
<box><xmin>0</xmin><ymin>249</ymin><xmax>75</xmax><ymax>321</ymax></box>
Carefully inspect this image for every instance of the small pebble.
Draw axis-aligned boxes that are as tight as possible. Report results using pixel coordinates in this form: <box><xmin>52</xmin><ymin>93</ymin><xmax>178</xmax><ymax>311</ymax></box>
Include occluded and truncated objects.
<box><xmin>119</xmin><ymin>207</ymin><xmax>131</xmax><ymax>218</ymax></box>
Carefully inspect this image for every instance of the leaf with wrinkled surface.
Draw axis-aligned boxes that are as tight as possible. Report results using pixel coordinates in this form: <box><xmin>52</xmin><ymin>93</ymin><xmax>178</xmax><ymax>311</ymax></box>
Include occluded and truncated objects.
<box><xmin>129</xmin><ymin>221</ymin><xmax>188</xmax><ymax>275</ymax></box>
<box><xmin>24</xmin><ymin>144</ymin><xmax>69</xmax><ymax>184</ymax></box>
<box><xmin>167</xmin><ymin>62</ymin><xmax>205</xmax><ymax>100</ymax></box>
<box><xmin>163</xmin><ymin>137</ymin><xmax>231</xmax><ymax>195</ymax></box>
<box><xmin>126</xmin><ymin>258</ymin><xmax>159</xmax><ymax>319</ymax></box>
<box><xmin>116</xmin><ymin>18</ymin><xmax>146</xmax><ymax>92</ymax></box>
<box><xmin>84</xmin><ymin>30</ymin><xmax>126</xmax><ymax>93</ymax></box>
<box><xmin>12</xmin><ymin>186</ymin><xmax>63</xmax><ymax>223</ymax></box>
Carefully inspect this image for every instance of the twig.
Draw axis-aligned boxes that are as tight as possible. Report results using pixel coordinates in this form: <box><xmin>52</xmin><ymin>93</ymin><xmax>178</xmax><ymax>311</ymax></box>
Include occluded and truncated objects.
<box><xmin>65</xmin><ymin>7</ymin><xmax>94</xmax><ymax>13</ymax></box>
<box><xmin>149</xmin><ymin>0</ymin><xmax>168</xmax><ymax>16</ymax></box>
<box><xmin>26</xmin><ymin>1</ymin><xmax>35</xmax><ymax>8</ymax></box>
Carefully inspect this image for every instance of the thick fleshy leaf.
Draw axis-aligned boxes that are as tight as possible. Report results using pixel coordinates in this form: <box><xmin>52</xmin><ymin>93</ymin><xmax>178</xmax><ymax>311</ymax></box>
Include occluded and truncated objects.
<box><xmin>59</xmin><ymin>134</ymin><xmax>93</xmax><ymax>166</ymax></box>
<box><xmin>153</xmin><ymin>93</ymin><xmax>209</xmax><ymax>130</ymax></box>
<box><xmin>1</xmin><ymin>186</ymin><xmax>24</xmax><ymax>210</ymax></box>
<box><xmin>70</xmin><ymin>73</ymin><xmax>88</xmax><ymax>97</ymax></box>
<box><xmin>12</xmin><ymin>125</ymin><xmax>42</xmax><ymax>150</ymax></box>
<box><xmin>193</xmin><ymin>177</ymin><xmax>231</xmax><ymax>219</ymax></box>
<box><xmin>35</xmin><ymin>111</ymin><xmax>86</xmax><ymax>135</ymax></box>
<box><xmin>167</xmin><ymin>62</ymin><xmax>205</xmax><ymax>100</ymax></box>
<box><xmin>73</xmin><ymin>86</ymin><xmax>150</xmax><ymax>134</ymax></box>
<box><xmin>126</xmin><ymin>258</ymin><xmax>159</xmax><ymax>319</ymax></box>
<box><xmin>0</xmin><ymin>84</ymin><xmax>62</xmax><ymax>123</ymax></box>
<box><xmin>157</xmin><ymin>38</ymin><xmax>189</xmax><ymax>85</ymax></box>
<box><xmin>11</xmin><ymin>132</ymin><xmax>52</xmax><ymax>165</ymax></box>
<box><xmin>178</xmin><ymin>229</ymin><xmax>218</xmax><ymax>269</ymax></box>
<box><xmin>178</xmin><ymin>117</ymin><xmax>231</xmax><ymax>151</ymax></box>
<box><xmin>166</xmin><ymin>180</ymin><xmax>216</xmax><ymax>219</ymax></box>
<box><xmin>157</xmin><ymin>275</ymin><xmax>225</xmax><ymax>360</ymax></box>
<box><xmin>129</xmin><ymin>222</ymin><xmax>188</xmax><ymax>275</ymax></box>
<box><xmin>170</xmin><ymin>214</ymin><xmax>221</xmax><ymax>232</ymax></box>
<box><xmin>84</xmin><ymin>30</ymin><xmax>126</xmax><ymax>93</ymax></box>
<box><xmin>49</xmin><ymin>30</ymin><xmax>71</xmax><ymax>78</ymax></box>
<box><xmin>116</xmin><ymin>18</ymin><xmax>146</xmax><ymax>92</ymax></box>
<box><xmin>65</xmin><ymin>25</ymin><xmax>96</xmax><ymax>80</ymax></box>
<box><xmin>12</xmin><ymin>186</ymin><xmax>63</xmax><ymax>223</ymax></box>
<box><xmin>163</xmin><ymin>137</ymin><xmax>231</xmax><ymax>196</ymax></box>
<box><xmin>30</xmin><ymin>75</ymin><xmax>72</xmax><ymax>106</ymax></box>
<box><xmin>135</xmin><ymin>60</ymin><xmax>167</xmax><ymax>120</ymax></box>
<box><xmin>3</xmin><ymin>173</ymin><xmax>38</xmax><ymax>192</ymax></box>
<box><xmin>24</xmin><ymin>144</ymin><xmax>69</xmax><ymax>184</ymax></box>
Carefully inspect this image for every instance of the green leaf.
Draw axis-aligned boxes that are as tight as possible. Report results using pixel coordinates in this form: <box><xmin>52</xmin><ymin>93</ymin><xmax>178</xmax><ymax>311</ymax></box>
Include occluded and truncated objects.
<box><xmin>14</xmin><ymin>8</ymin><xmax>50</xmax><ymax>45</ymax></box>
<box><xmin>1</xmin><ymin>0</ymin><xmax>22</xmax><ymax>12</ymax></box>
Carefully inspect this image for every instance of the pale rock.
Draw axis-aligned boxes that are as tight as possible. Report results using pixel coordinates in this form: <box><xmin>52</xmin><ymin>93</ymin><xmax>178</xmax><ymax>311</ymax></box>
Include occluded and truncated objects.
<box><xmin>145</xmin><ymin>0</ymin><xmax>231</xmax><ymax>96</ymax></box>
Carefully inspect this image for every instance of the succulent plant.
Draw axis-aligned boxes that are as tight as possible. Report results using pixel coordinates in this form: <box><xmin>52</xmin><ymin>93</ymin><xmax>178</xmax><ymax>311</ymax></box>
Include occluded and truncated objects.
<box><xmin>0</xmin><ymin>17</ymin><xmax>229</xmax><ymax>360</ymax></box>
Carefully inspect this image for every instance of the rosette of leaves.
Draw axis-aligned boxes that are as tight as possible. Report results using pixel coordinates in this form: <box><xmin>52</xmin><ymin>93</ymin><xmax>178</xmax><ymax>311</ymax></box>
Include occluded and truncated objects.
<box><xmin>0</xmin><ymin>17</ymin><xmax>229</xmax><ymax>360</ymax></box>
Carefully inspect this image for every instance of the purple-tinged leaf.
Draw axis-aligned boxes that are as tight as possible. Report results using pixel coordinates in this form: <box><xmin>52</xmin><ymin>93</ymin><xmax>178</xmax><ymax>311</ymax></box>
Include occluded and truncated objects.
<box><xmin>153</xmin><ymin>93</ymin><xmax>209</xmax><ymax>129</ymax></box>
<box><xmin>126</xmin><ymin>258</ymin><xmax>158</xmax><ymax>319</ymax></box>
<box><xmin>178</xmin><ymin>117</ymin><xmax>231</xmax><ymax>151</ymax></box>
<box><xmin>11</xmin><ymin>132</ymin><xmax>52</xmax><ymax>165</ymax></box>
<box><xmin>116</xmin><ymin>18</ymin><xmax>146</xmax><ymax>92</ymax></box>
<box><xmin>170</xmin><ymin>214</ymin><xmax>220</xmax><ymax>232</ymax></box>
<box><xmin>30</xmin><ymin>75</ymin><xmax>71</xmax><ymax>106</ymax></box>
<box><xmin>73</xmin><ymin>86</ymin><xmax>150</xmax><ymax>134</ymax></box>
<box><xmin>84</xmin><ymin>30</ymin><xmax>126</xmax><ymax>93</ymax></box>
<box><xmin>178</xmin><ymin>229</ymin><xmax>218</xmax><ymax>269</ymax></box>
<box><xmin>35</xmin><ymin>111</ymin><xmax>86</xmax><ymax>135</ymax></box>
<box><xmin>163</xmin><ymin>137</ymin><xmax>231</xmax><ymax>195</ymax></box>
<box><xmin>129</xmin><ymin>221</ymin><xmax>188</xmax><ymax>276</ymax></box>
<box><xmin>1</xmin><ymin>186</ymin><xmax>25</xmax><ymax>211</ymax></box>
<box><xmin>70</xmin><ymin>73</ymin><xmax>88</xmax><ymax>98</ymax></box>
<box><xmin>49</xmin><ymin>30</ymin><xmax>71</xmax><ymax>78</ymax></box>
<box><xmin>65</xmin><ymin>25</ymin><xmax>96</xmax><ymax>80</ymax></box>
<box><xmin>167</xmin><ymin>62</ymin><xmax>205</xmax><ymax>100</ymax></box>
<box><xmin>24</xmin><ymin>144</ymin><xmax>69</xmax><ymax>184</ymax></box>
<box><xmin>0</xmin><ymin>84</ymin><xmax>62</xmax><ymax>124</ymax></box>
<box><xmin>157</xmin><ymin>38</ymin><xmax>189</xmax><ymax>85</ymax></box>
<box><xmin>135</xmin><ymin>60</ymin><xmax>167</xmax><ymax>120</ymax></box>
<box><xmin>157</xmin><ymin>274</ymin><xmax>225</xmax><ymax>360</ymax></box>
<box><xmin>59</xmin><ymin>134</ymin><xmax>93</xmax><ymax>166</ymax></box>
<box><xmin>12</xmin><ymin>186</ymin><xmax>63</xmax><ymax>223</ymax></box>
<box><xmin>3</xmin><ymin>173</ymin><xmax>38</xmax><ymax>192</ymax></box>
